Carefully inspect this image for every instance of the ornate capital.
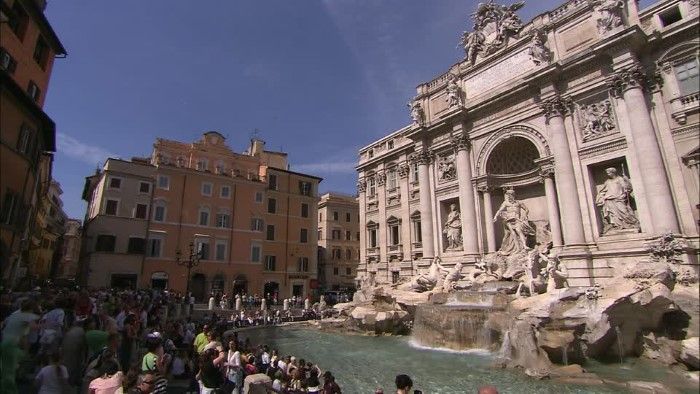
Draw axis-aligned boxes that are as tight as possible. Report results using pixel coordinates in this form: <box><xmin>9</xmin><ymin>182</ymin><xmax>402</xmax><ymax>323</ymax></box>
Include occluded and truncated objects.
<box><xmin>476</xmin><ymin>184</ymin><xmax>491</xmax><ymax>193</ymax></box>
<box><xmin>412</xmin><ymin>149</ymin><xmax>433</xmax><ymax>166</ymax></box>
<box><xmin>450</xmin><ymin>133</ymin><xmax>471</xmax><ymax>152</ymax></box>
<box><xmin>538</xmin><ymin>166</ymin><xmax>555</xmax><ymax>183</ymax></box>
<box><xmin>357</xmin><ymin>179</ymin><xmax>367</xmax><ymax>193</ymax></box>
<box><xmin>540</xmin><ymin>96</ymin><xmax>573</xmax><ymax>120</ymax></box>
<box><xmin>397</xmin><ymin>162</ymin><xmax>410</xmax><ymax>178</ymax></box>
<box><xmin>607</xmin><ymin>64</ymin><xmax>661</xmax><ymax>98</ymax></box>
<box><xmin>375</xmin><ymin>171</ymin><xmax>387</xmax><ymax>186</ymax></box>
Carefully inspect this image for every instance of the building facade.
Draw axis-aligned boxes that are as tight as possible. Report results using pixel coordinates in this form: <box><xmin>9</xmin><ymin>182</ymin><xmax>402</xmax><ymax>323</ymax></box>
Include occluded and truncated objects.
<box><xmin>317</xmin><ymin>193</ymin><xmax>360</xmax><ymax>292</ymax></box>
<box><xmin>57</xmin><ymin>218</ymin><xmax>81</xmax><ymax>279</ymax></box>
<box><xmin>81</xmin><ymin>133</ymin><xmax>321</xmax><ymax>300</ymax></box>
<box><xmin>0</xmin><ymin>0</ymin><xmax>66</xmax><ymax>286</ymax></box>
<box><xmin>27</xmin><ymin>180</ymin><xmax>67</xmax><ymax>280</ymax></box>
<box><xmin>357</xmin><ymin>0</ymin><xmax>699</xmax><ymax>287</ymax></box>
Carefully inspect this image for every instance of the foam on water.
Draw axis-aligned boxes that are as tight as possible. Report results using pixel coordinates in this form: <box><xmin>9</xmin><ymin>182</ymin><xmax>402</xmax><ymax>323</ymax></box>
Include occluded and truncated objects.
<box><xmin>407</xmin><ymin>338</ymin><xmax>494</xmax><ymax>355</ymax></box>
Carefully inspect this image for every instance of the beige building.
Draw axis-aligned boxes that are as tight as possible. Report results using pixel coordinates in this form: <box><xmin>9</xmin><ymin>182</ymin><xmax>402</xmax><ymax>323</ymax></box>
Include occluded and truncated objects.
<box><xmin>317</xmin><ymin>193</ymin><xmax>360</xmax><ymax>292</ymax></box>
<box><xmin>26</xmin><ymin>180</ymin><xmax>67</xmax><ymax>280</ymax></box>
<box><xmin>357</xmin><ymin>0</ymin><xmax>699</xmax><ymax>287</ymax></box>
<box><xmin>57</xmin><ymin>218</ymin><xmax>81</xmax><ymax>279</ymax></box>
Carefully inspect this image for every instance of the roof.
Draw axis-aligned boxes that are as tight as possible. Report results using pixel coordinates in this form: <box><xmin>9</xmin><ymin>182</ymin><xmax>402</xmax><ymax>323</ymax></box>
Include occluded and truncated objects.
<box><xmin>268</xmin><ymin>166</ymin><xmax>323</xmax><ymax>182</ymax></box>
<box><xmin>22</xmin><ymin>0</ymin><xmax>67</xmax><ymax>55</ymax></box>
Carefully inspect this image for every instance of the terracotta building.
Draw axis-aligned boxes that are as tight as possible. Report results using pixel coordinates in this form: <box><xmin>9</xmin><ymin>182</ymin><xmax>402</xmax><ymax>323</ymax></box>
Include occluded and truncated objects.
<box><xmin>81</xmin><ymin>133</ymin><xmax>321</xmax><ymax>300</ymax></box>
<box><xmin>317</xmin><ymin>193</ymin><xmax>360</xmax><ymax>292</ymax></box>
<box><xmin>27</xmin><ymin>180</ymin><xmax>67</xmax><ymax>280</ymax></box>
<box><xmin>357</xmin><ymin>0</ymin><xmax>699</xmax><ymax>286</ymax></box>
<box><xmin>0</xmin><ymin>0</ymin><xmax>66</xmax><ymax>286</ymax></box>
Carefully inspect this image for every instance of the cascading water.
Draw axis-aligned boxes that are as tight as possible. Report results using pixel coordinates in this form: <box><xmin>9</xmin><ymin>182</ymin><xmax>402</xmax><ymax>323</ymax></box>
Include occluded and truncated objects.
<box><xmin>614</xmin><ymin>325</ymin><xmax>624</xmax><ymax>364</ymax></box>
<box><xmin>411</xmin><ymin>291</ymin><xmax>510</xmax><ymax>352</ymax></box>
<box><xmin>499</xmin><ymin>330</ymin><xmax>512</xmax><ymax>359</ymax></box>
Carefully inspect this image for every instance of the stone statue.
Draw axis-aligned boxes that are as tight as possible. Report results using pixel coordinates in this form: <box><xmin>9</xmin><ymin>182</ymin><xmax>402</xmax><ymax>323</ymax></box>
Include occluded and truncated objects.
<box><xmin>595</xmin><ymin>167</ymin><xmax>639</xmax><ymax>233</ymax></box>
<box><xmin>579</xmin><ymin>101</ymin><xmax>616</xmax><ymax>141</ymax></box>
<box><xmin>443</xmin><ymin>203</ymin><xmax>463</xmax><ymax>251</ymax></box>
<box><xmin>493</xmin><ymin>189</ymin><xmax>535</xmax><ymax>255</ymax></box>
<box><xmin>445</xmin><ymin>74</ymin><xmax>463</xmax><ymax>107</ymax></box>
<box><xmin>461</xmin><ymin>1</ymin><xmax>525</xmax><ymax>62</ymax></box>
<box><xmin>408</xmin><ymin>100</ymin><xmax>425</xmax><ymax>126</ymax></box>
<box><xmin>592</xmin><ymin>0</ymin><xmax>625</xmax><ymax>34</ymax></box>
<box><xmin>544</xmin><ymin>254</ymin><xmax>569</xmax><ymax>292</ymax></box>
<box><xmin>461</xmin><ymin>28</ymin><xmax>485</xmax><ymax>65</ymax></box>
<box><xmin>404</xmin><ymin>257</ymin><xmax>448</xmax><ymax>292</ymax></box>
<box><xmin>437</xmin><ymin>155</ymin><xmax>456</xmax><ymax>182</ymax></box>
<box><xmin>516</xmin><ymin>248</ymin><xmax>547</xmax><ymax>297</ymax></box>
<box><xmin>441</xmin><ymin>262</ymin><xmax>463</xmax><ymax>292</ymax></box>
<box><xmin>528</xmin><ymin>29</ymin><xmax>551</xmax><ymax>66</ymax></box>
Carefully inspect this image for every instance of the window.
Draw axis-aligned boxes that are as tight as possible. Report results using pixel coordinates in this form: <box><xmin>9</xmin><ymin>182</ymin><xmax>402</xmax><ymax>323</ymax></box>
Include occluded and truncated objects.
<box><xmin>0</xmin><ymin>47</ymin><xmax>18</xmax><ymax>74</ymax></box>
<box><xmin>127</xmin><ymin>237</ymin><xmax>146</xmax><ymax>254</ymax></box>
<box><xmin>659</xmin><ymin>6</ymin><xmax>682</xmax><ymax>27</ymax></box>
<box><xmin>346</xmin><ymin>267</ymin><xmax>352</xmax><ymax>276</ymax></box>
<box><xmin>196</xmin><ymin>159</ymin><xmax>208</xmax><ymax>171</ymax></box>
<box><xmin>268</xmin><ymin>198</ymin><xmax>277</xmax><ymax>214</ymax></box>
<box><xmin>176</xmin><ymin>157</ymin><xmax>185</xmax><ymax>167</ymax></box>
<box><xmin>390</xmin><ymin>225</ymin><xmax>400</xmax><ymax>245</ymax></box>
<box><xmin>251</xmin><ymin>218</ymin><xmax>264</xmax><ymax>231</ymax></box>
<box><xmin>317</xmin><ymin>229</ymin><xmax>322</xmax><ymax>240</ymax></box>
<box><xmin>139</xmin><ymin>182</ymin><xmax>151</xmax><ymax>194</ymax></box>
<box><xmin>105</xmin><ymin>199</ymin><xmax>118</xmax><ymax>216</ymax></box>
<box><xmin>27</xmin><ymin>81</ymin><xmax>40</xmax><ymax>103</ymax></box>
<box><xmin>251</xmin><ymin>243</ymin><xmax>261</xmax><ymax>262</ymax></box>
<box><xmin>368</xmin><ymin>228</ymin><xmax>377</xmax><ymax>248</ymax></box>
<box><xmin>268</xmin><ymin>174</ymin><xmax>278</xmax><ymax>190</ymax></box>
<box><xmin>134</xmin><ymin>204</ymin><xmax>148</xmax><ymax>219</ymax></box>
<box><xmin>388</xmin><ymin>140</ymin><xmax>394</xmax><ymax>149</ymax></box>
<box><xmin>216</xmin><ymin>213</ymin><xmax>231</xmax><ymax>228</ymax></box>
<box><xmin>333</xmin><ymin>211</ymin><xmax>339</xmax><ymax>221</ymax></box>
<box><xmin>300</xmin><ymin>228</ymin><xmax>308</xmax><ymax>243</ymax></box>
<box><xmin>95</xmin><ymin>235</ymin><xmax>116</xmax><ymax>252</ymax></box>
<box><xmin>201</xmin><ymin>182</ymin><xmax>212</xmax><ymax>196</ymax></box>
<box><xmin>255</xmin><ymin>191</ymin><xmax>263</xmax><ymax>203</ymax></box>
<box><xmin>676</xmin><ymin>59</ymin><xmax>699</xmax><ymax>96</ymax></box>
<box><xmin>368</xmin><ymin>149</ymin><xmax>374</xmax><ymax>158</ymax></box>
<box><xmin>356</xmin><ymin>232</ymin><xmax>360</xmax><ymax>241</ymax></box>
<box><xmin>301</xmin><ymin>203</ymin><xmax>309</xmax><ymax>218</ymax></box>
<box><xmin>392</xmin><ymin>271</ymin><xmax>400</xmax><ymax>284</ymax></box>
<box><xmin>412</xmin><ymin>217</ymin><xmax>423</xmax><ymax>243</ymax></box>
<box><xmin>411</xmin><ymin>162</ymin><xmax>419</xmax><ymax>183</ymax></box>
<box><xmin>215</xmin><ymin>161</ymin><xmax>225</xmax><ymax>174</ymax></box>
<box><xmin>299</xmin><ymin>181</ymin><xmax>312</xmax><ymax>196</ymax></box>
<box><xmin>221</xmin><ymin>185</ymin><xmax>231</xmax><ymax>198</ymax></box>
<box><xmin>0</xmin><ymin>192</ymin><xmax>19</xmax><ymax>225</ymax></box>
<box><xmin>109</xmin><ymin>177</ymin><xmax>122</xmax><ymax>189</ymax></box>
<box><xmin>33</xmin><ymin>36</ymin><xmax>48</xmax><ymax>69</ymax></box>
<box><xmin>16</xmin><ymin>125</ymin><xmax>33</xmax><ymax>155</ymax></box>
<box><xmin>346</xmin><ymin>212</ymin><xmax>351</xmax><ymax>222</ymax></box>
<box><xmin>346</xmin><ymin>249</ymin><xmax>352</xmax><ymax>260</ymax></box>
<box><xmin>157</xmin><ymin>175</ymin><xmax>169</xmax><ymax>190</ymax></box>
<box><xmin>368</xmin><ymin>177</ymin><xmax>376</xmax><ymax>197</ymax></box>
<box><xmin>199</xmin><ymin>208</ymin><xmax>210</xmax><ymax>226</ymax></box>
<box><xmin>215</xmin><ymin>240</ymin><xmax>227</xmax><ymax>261</ymax></box>
<box><xmin>153</xmin><ymin>204</ymin><xmax>166</xmax><ymax>222</ymax></box>
<box><xmin>8</xmin><ymin>2</ymin><xmax>28</xmax><ymax>39</ymax></box>
<box><xmin>195</xmin><ymin>239</ymin><xmax>210</xmax><ymax>260</ymax></box>
<box><xmin>266</xmin><ymin>225</ymin><xmax>275</xmax><ymax>241</ymax></box>
<box><xmin>333</xmin><ymin>267</ymin><xmax>339</xmax><ymax>275</ymax></box>
<box><xmin>387</xmin><ymin>169</ymin><xmax>397</xmax><ymax>190</ymax></box>
<box><xmin>331</xmin><ymin>229</ymin><xmax>341</xmax><ymax>240</ymax></box>
<box><xmin>264</xmin><ymin>256</ymin><xmax>276</xmax><ymax>271</ymax></box>
<box><xmin>345</xmin><ymin>230</ymin><xmax>351</xmax><ymax>241</ymax></box>
<box><xmin>147</xmin><ymin>238</ymin><xmax>162</xmax><ymax>257</ymax></box>
<box><xmin>298</xmin><ymin>257</ymin><xmax>309</xmax><ymax>272</ymax></box>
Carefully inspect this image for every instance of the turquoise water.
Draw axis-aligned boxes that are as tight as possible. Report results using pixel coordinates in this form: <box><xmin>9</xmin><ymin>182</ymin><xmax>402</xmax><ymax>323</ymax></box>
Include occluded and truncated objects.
<box><xmin>241</xmin><ymin>326</ymin><xmax>623</xmax><ymax>394</ymax></box>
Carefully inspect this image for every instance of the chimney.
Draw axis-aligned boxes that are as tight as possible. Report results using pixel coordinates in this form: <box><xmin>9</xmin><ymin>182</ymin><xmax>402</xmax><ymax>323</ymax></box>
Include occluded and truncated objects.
<box><xmin>250</xmin><ymin>138</ymin><xmax>265</xmax><ymax>156</ymax></box>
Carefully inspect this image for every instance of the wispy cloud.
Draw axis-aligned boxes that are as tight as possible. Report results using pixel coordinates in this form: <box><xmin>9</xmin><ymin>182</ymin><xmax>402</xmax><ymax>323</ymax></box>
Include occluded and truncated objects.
<box><xmin>56</xmin><ymin>132</ymin><xmax>118</xmax><ymax>166</ymax></box>
<box><xmin>292</xmin><ymin>161</ymin><xmax>357</xmax><ymax>175</ymax></box>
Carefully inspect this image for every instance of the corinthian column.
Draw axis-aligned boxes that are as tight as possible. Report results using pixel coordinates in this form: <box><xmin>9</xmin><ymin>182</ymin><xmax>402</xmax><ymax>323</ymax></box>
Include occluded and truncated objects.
<box><xmin>478</xmin><ymin>185</ymin><xmax>497</xmax><ymax>253</ymax></box>
<box><xmin>540</xmin><ymin>96</ymin><xmax>586</xmax><ymax>245</ymax></box>
<box><xmin>540</xmin><ymin>167</ymin><xmax>563</xmax><ymax>247</ymax></box>
<box><xmin>357</xmin><ymin>178</ymin><xmax>367</xmax><ymax>277</ymax></box>
<box><xmin>414</xmin><ymin>149</ymin><xmax>435</xmax><ymax>258</ymax></box>
<box><xmin>451</xmin><ymin>133</ymin><xmax>479</xmax><ymax>254</ymax></box>
<box><xmin>608</xmin><ymin>64</ymin><xmax>680</xmax><ymax>234</ymax></box>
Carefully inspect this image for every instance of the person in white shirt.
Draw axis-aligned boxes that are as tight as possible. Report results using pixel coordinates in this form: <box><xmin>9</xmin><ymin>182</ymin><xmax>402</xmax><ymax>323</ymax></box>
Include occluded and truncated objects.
<box><xmin>226</xmin><ymin>339</ymin><xmax>242</xmax><ymax>394</ymax></box>
<box><xmin>260</xmin><ymin>346</ymin><xmax>271</xmax><ymax>371</ymax></box>
<box><xmin>35</xmin><ymin>352</ymin><xmax>69</xmax><ymax>394</ymax></box>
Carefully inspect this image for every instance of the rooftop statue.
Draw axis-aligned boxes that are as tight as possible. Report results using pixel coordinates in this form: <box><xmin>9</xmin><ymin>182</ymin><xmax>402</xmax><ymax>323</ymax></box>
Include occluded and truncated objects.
<box><xmin>460</xmin><ymin>1</ymin><xmax>525</xmax><ymax>64</ymax></box>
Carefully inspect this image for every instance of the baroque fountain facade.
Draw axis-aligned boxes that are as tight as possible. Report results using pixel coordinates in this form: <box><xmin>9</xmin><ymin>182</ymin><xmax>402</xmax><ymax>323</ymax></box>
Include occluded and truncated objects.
<box><xmin>347</xmin><ymin>0</ymin><xmax>700</xmax><ymax>384</ymax></box>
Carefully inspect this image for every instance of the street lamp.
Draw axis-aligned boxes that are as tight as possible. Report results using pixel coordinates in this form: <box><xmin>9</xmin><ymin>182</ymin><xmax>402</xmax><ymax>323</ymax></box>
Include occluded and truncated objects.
<box><xmin>176</xmin><ymin>242</ymin><xmax>201</xmax><ymax>299</ymax></box>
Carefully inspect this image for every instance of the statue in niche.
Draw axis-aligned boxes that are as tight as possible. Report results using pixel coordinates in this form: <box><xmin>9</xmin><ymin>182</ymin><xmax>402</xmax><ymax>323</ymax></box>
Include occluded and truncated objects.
<box><xmin>441</xmin><ymin>262</ymin><xmax>464</xmax><ymax>292</ymax></box>
<box><xmin>595</xmin><ymin>167</ymin><xmax>639</xmax><ymax>234</ymax></box>
<box><xmin>443</xmin><ymin>203</ymin><xmax>463</xmax><ymax>251</ymax></box>
<box><xmin>493</xmin><ymin>189</ymin><xmax>535</xmax><ymax>255</ymax></box>
<box><xmin>528</xmin><ymin>29</ymin><xmax>551</xmax><ymax>66</ymax></box>
<box><xmin>445</xmin><ymin>74</ymin><xmax>464</xmax><ymax>107</ymax></box>
<box><xmin>437</xmin><ymin>155</ymin><xmax>456</xmax><ymax>182</ymax></box>
<box><xmin>408</xmin><ymin>100</ymin><xmax>425</xmax><ymax>126</ymax></box>
<box><xmin>400</xmin><ymin>257</ymin><xmax>448</xmax><ymax>292</ymax></box>
<box><xmin>592</xmin><ymin>0</ymin><xmax>625</xmax><ymax>34</ymax></box>
<box><xmin>579</xmin><ymin>101</ymin><xmax>616</xmax><ymax>141</ymax></box>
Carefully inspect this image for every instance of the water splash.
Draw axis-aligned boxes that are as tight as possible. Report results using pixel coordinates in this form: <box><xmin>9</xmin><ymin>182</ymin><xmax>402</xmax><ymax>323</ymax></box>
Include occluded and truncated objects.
<box><xmin>499</xmin><ymin>330</ymin><xmax>512</xmax><ymax>360</ymax></box>
<box><xmin>614</xmin><ymin>325</ymin><xmax>624</xmax><ymax>364</ymax></box>
<box><xmin>561</xmin><ymin>345</ymin><xmax>568</xmax><ymax>366</ymax></box>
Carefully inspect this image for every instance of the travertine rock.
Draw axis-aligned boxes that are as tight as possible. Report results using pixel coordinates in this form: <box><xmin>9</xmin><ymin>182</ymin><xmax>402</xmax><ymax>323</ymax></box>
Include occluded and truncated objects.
<box><xmin>680</xmin><ymin>337</ymin><xmax>699</xmax><ymax>370</ymax></box>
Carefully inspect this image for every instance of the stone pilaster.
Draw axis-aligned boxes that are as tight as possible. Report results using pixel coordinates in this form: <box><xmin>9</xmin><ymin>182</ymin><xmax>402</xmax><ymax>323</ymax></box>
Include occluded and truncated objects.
<box><xmin>398</xmin><ymin>162</ymin><xmax>412</xmax><ymax>261</ymax></box>
<box><xmin>539</xmin><ymin>167</ymin><xmax>563</xmax><ymax>247</ymax></box>
<box><xmin>478</xmin><ymin>185</ymin><xmax>497</xmax><ymax>253</ymax></box>
<box><xmin>607</xmin><ymin>64</ymin><xmax>679</xmax><ymax>234</ymax></box>
<box><xmin>357</xmin><ymin>177</ymin><xmax>367</xmax><ymax>277</ymax></box>
<box><xmin>375</xmin><ymin>170</ymin><xmax>388</xmax><ymax>280</ymax></box>
<box><xmin>450</xmin><ymin>132</ymin><xmax>479</xmax><ymax>254</ymax></box>
<box><xmin>413</xmin><ymin>148</ymin><xmax>435</xmax><ymax>259</ymax></box>
<box><xmin>541</xmin><ymin>95</ymin><xmax>586</xmax><ymax>245</ymax></box>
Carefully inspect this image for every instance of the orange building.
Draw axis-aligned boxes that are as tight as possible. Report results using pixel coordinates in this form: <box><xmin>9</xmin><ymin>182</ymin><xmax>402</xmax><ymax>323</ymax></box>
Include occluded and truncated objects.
<box><xmin>81</xmin><ymin>133</ymin><xmax>321</xmax><ymax>300</ymax></box>
<box><xmin>0</xmin><ymin>0</ymin><xmax>66</xmax><ymax>286</ymax></box>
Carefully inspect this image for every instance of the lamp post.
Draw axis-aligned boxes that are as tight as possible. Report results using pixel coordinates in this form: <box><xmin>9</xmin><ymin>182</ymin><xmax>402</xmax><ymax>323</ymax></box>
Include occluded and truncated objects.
<box><xmin>176</xmin><ymin>242</ymin><xmax>201</xmax><ymax>300</ymax></box>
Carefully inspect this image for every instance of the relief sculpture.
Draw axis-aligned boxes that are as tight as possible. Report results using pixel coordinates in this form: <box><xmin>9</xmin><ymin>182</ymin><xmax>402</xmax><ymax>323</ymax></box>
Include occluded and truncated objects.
<box><xmin>578</xmin><ymin>100</ymin><xmax>616</xmax><ymax>142</ymax></box>
<box><xmin>437</xmin><ymin>154</ymin><xmax>456</xmax><ymax>182</ymax></box>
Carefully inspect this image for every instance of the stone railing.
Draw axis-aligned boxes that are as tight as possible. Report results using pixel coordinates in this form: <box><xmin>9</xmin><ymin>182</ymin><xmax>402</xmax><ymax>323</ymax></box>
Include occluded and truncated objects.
<box><xmin>388</xmin><ymin>244</ymin><xmax>402</xmax><ymax>253</ymax></box>
<box><xmin>366</xmin><ymin>247</ymin><xmax>379</xmax><ymax>256</ymax></box>
<box><xmin>424</xmin><ymin>71</ymin><xmax>452</xmax><ymax>94</ymax></box>
<box><xmin>670</xmin><ymin>92</ymin><xmax>700</xmax><ymax>124</ymax></box>
<box><xmin>548</xmin><ymin>0</ymin><xmax>589</xmax><ymax>22</ymax></box>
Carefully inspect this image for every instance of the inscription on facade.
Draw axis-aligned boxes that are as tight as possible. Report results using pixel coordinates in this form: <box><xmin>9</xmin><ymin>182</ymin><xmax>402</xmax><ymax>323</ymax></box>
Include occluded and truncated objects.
<box><xmin>466</xmin><ymin>48</ymin><xmax>533</xmax><ymax>98</ymax></box>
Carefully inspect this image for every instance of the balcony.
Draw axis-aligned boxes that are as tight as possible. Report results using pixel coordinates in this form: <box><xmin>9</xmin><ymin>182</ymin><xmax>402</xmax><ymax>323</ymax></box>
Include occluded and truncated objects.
<box><xmin>670</xmin><ymin>92</ymin><xmax>700</xmax><ymax>125</ymax></box>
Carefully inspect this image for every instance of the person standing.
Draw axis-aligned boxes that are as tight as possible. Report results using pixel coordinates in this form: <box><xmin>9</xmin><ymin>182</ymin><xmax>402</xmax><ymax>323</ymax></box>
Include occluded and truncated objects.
<box><xmin>193</xmin><ymin>324</ymin><xmax>210</xmax><ymax>354</ymax></box>
<box><xmin>395</xmin><ymin>374</ymin><xmax>413</xmax><ymax>394</ymax></box>
<box><xmin>1</xmin><ymin>300</ymin><xmax>40</xmax><ymax>394</ymax></box>
<box><xmin>61</xmin><ymin>317</ymin><xmax>88</xmax><ymax>388</ymax></box>
<box><xmin>226</xmin><ymin>339</ymin><xmax>242</xmax><ymax>394</ymax></box>
<box><xmin>34</xmin><ymin>351</ymin><xmax>69</xmax><ymax>394</ymax></box>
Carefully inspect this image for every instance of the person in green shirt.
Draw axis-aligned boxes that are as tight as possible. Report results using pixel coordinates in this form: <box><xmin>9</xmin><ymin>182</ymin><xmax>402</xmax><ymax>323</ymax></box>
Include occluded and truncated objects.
<box><xmin>85</xmin><ymin>318</ymin><xmax>109</xmax><ymax>357</ymax></box>
<box><xmin>193</xmin><ymin>324</ymin><xmax>210</xmax><ymax>354</ymax></box>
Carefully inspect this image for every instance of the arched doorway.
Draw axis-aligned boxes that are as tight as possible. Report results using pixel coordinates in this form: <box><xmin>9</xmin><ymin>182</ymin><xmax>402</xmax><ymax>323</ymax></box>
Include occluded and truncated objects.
<box><xmin>264</xmin><ymin>281</ymin><xmax>279</xmax><ymax>301</ymax></box>
<box><xmin>211</xmin><ymin>274</ymin><xmax>225</xmax><ymax>295</ymax></box>
<box><xmin>151</xmin><ymin>272</ymin><xmax>169</xmax><ymax>290</ymax></box>
<box><xmin>191</xmin><ymin>273</ymin><xmax>206</xmax><ymax>301</ymax></box>
<box><xmin>232</xmin><ymin>274</ymin><xmax>247</xmax><ymax>295</ymax></box>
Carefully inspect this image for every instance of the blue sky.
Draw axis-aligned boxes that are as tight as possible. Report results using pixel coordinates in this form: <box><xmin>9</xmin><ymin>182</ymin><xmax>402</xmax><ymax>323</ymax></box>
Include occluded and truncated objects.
<box><xmin>44</xmin><ymin>0</ymin><xmax>656</xmax><ymax>219</ymax></box>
